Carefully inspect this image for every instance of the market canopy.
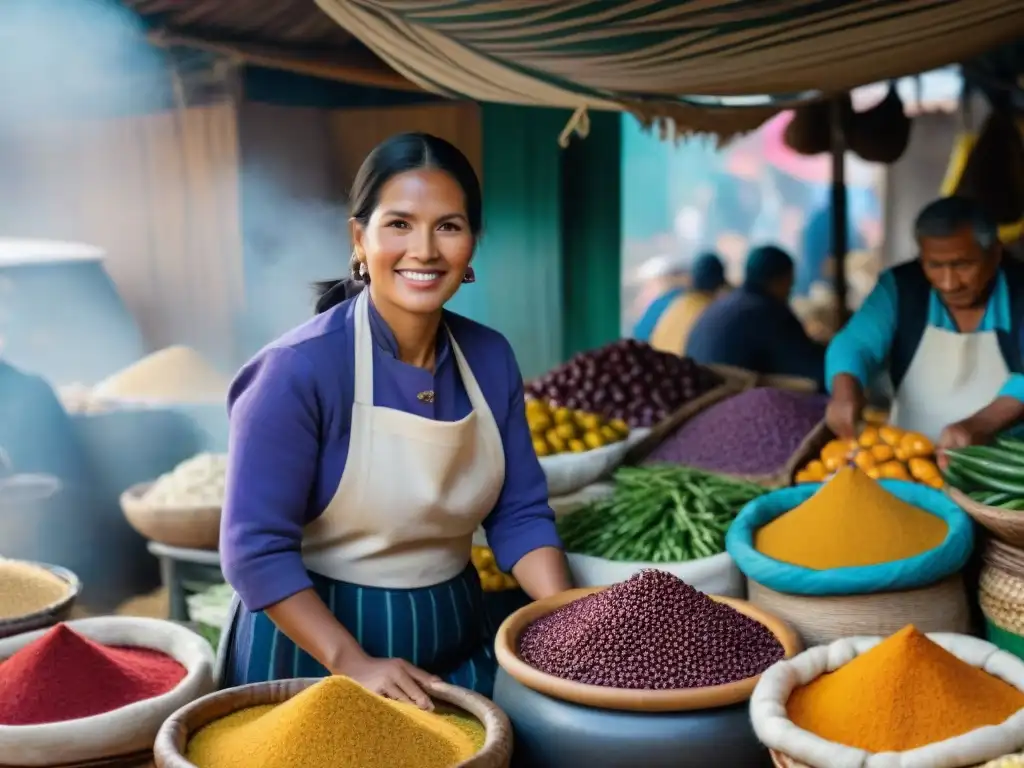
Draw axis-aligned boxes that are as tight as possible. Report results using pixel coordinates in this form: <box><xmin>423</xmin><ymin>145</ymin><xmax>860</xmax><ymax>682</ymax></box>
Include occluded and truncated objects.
<box><xmin>311</xmin><ymin>0</ymin><xmax>1023</xmax><ymax>136</ymax></box>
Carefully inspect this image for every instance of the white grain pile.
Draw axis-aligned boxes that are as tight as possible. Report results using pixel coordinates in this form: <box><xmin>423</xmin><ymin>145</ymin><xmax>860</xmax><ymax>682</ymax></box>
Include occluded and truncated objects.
<box><xmin>141</xmin><ymin>452</ymin><xmax>228</xmax><ymax>508</ymax></box>
<box><xmin>92</xmin><ymin>345</ymin><xmax>230</xmax><ymax>404</ymax></box>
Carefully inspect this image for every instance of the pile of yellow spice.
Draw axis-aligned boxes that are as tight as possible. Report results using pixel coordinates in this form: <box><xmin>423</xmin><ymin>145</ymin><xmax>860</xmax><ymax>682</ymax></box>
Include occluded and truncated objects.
<box><xmin>186</xmin><ymin>676</ymin><xmax>485</xmax><ymax>768</ymax></box>
<box><xmin>756</xmin><ymin>467</ymin><xmax>948</xmax><ymax>569</ymax></box>
<box><xmin>788</xmin><ymin>625</ymin><xmax>1024</xmax><ymax>752</ymax></box>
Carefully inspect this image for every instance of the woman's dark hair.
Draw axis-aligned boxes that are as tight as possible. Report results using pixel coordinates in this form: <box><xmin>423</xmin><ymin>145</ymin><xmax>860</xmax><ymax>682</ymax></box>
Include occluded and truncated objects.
<box><xmin>314</xmin><ymin>132</ymin><xmax>483</xmax><ymax>314</ymax></box>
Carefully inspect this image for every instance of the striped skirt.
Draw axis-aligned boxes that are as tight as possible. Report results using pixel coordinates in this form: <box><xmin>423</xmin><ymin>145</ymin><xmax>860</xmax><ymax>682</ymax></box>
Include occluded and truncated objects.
<box><xmin>220</xmin><ymin>565</ymin><xmax>497</xmax><ymax>697</ymax></box>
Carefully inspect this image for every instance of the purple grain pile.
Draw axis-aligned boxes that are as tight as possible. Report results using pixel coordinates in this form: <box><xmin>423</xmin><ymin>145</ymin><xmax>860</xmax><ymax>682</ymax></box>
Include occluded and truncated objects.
<box><xmin>519</xmin><ymin>570</ymin><xmax>783</xmax><ymax>689</ymax></box>
<box><xmin>525</xmin><ymin>339</ymin><xmax>722</xmax><ymax>428</ymax></box>
<box><xmin>646</xmin><ymin>387</ymin><xmax>827</xmax><ymax>475</ymax></box>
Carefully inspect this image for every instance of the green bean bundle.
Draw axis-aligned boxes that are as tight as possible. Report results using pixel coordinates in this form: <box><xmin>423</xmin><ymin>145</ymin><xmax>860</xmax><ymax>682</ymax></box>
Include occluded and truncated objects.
<box><xmin>557</xmin><ymin>464</ymin><xmax>766</xmax><ymax>563</ymax></box>
<box><xmin>945</xmin><ymin>436</ymin><xmax>1024</xmax><ymax>510</ymax></box>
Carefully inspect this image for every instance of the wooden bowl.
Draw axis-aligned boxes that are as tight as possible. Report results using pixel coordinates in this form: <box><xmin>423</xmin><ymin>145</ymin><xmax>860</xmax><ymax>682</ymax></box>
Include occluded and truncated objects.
<box><xmin>494</xmin><ymin>586</ymin><xmax>801</xmax><ymax>713</ymax></box>
<box><xmin>120</xmin><ymin>483</ymin><xmax>220</xmax><ymax>551</ymax></box>
<box><xmin>154</xmin><ymin>677</ymin><xmax>512</xmax><ymax>768</ymax></box>
<box><xmin>0</xmin><ymin>561</ymin><xmax>81</xmax><ymax>640</ymax></box>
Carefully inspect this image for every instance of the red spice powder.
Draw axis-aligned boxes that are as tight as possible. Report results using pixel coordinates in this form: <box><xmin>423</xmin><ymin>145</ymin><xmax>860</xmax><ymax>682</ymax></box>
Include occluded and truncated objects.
<box><xmin>0</xmin><ymin>623</ymin><xmax>187</xmax><ymax>725</ymax></box>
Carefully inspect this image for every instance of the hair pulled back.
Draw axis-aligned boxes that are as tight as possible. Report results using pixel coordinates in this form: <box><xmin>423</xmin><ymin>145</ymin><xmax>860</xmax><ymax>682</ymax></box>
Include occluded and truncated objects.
<box><xmin>314</xmin><ymin>132</ymin><xmax>483</xmax><ymax>314</ymax></box>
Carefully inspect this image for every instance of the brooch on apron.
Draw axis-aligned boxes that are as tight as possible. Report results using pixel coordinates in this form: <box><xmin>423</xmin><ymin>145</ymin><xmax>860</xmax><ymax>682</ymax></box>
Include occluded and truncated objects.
<box><xmin>417</xmin><ymin>390</ymin><xmax>435</xmax><ymax>404</ymax></box>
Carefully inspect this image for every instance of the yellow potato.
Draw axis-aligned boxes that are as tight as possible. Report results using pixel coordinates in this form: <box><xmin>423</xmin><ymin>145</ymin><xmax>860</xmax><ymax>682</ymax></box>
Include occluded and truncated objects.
<box><xmin>567</xmin><ymin>438</ymin><xmax>587</xmax><ymax>453</ymax></box>
<box><xmin>583</xmin><ymin>431</ymin><xmax>606</xmax><ymax>450</ymax></box>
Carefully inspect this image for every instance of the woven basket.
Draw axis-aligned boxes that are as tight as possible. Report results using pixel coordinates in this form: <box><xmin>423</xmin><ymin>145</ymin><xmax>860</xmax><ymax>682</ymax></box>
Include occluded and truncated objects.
<box><xmin>948</xmin><ymin>487</ymin><xmax>1024</xmax><ymax>548</ymax></box>
<box><xmin>153</xmin><ymin>678</ymin><xmax>511</xmax><ymax>768</ymax></box>
<box><xmin>0</xmin><ymin>617</ymin><xmax>214</xmax><ymax>767</ymax></box>
<box><xmin>758</xmin><ymin>374</ymin><xmax>819</xmax><ymax>394</ymax></box>
<box><xmin>0</xmin><ymin>562</ymin><xmax>81</xmax><ymax>640</ymax></box>
<box><xmin>980</xmin><ymin>564</ymin><xmax>1024</xmax><ymax>636</ymax></box>
<box><xmin>984</xmin><ymin>539</ymin><xmax>1024</xmax><ymax>579</ymax></box>
<box><xmin>624</xmin><ymin>372</ymin><xmax>752</xmax><ymax>467</ymax></box>
<box><xmin>494</xmin><ymin>586</ymin><xmax>801</xmax><ymax>713</ymax></box>
<box><xmin>120</xmin><ymin>483</ymin><xmax>220</xmax><ymax>551</ymax></box>
<box><xmin>627</xmin><ymin>373</ymin><xmax>823</xmax><ymax>489</ymax></box>
<box><xmin>747</xmin><ymin>575</ymin><xmax>971</xmax><ymax>647</ymax></box>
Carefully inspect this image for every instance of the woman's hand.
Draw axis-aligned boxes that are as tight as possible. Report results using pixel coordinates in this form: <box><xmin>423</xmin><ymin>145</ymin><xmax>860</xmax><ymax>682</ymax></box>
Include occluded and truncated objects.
<box><xmin>335</xmin><ymin>652</ymin><xmax>442</xmax><ymax>711</ymax></box>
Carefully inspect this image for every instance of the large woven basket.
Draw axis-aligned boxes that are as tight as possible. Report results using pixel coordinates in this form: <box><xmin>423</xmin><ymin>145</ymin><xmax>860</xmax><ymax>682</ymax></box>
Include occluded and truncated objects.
<box><xmin>948</xmin><ymin>487</ymin><xmax>1024</xmax><ymax>548</ymax></box>
<box><xmin>0</xmin><ymin>561</ymin><xmax>81</xmax><ymax>640</ymax></box>
<box><xmin>984</xmin><ymin>539</ymin><xmax>1024</xmax><ymax>579</ymax></box>
<box><xmin>494</xmin><ymin>586</ymin><xmax>801</xmax><ymax>713</ymax></box>
<box><xmin>747</xmin><ymin>575</ymin><xmax>971</xmax><ymax>647</ymax></box>
<box><xmin>120</xmin><ymin>483</ymin><xmax>220</xmax><ymax>551</ymax></box>
<box><xmin>627</xmin><ymin>389</ymin><xmax>825</xmax><ymax>490</ymax></box>
<box><xmin>153</xmin><ymin>678</ymin><xmax>512</xmax><ymax>768</ymax></box>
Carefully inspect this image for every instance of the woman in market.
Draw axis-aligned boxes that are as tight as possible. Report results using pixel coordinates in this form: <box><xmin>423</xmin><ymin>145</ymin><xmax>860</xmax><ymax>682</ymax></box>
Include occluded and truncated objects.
<box><xmin>685</xmin><ymin>244</ymin><xmax>826</xmax><ymax>388</ymax></box>
<box><xmin>218</xmin><ymin>132</ymin><xmax>573</xmax><ymax>707</ymax></box>
<box><xmin>825</xmin><ymin>195</ymin><xmax>1024</xmax><ymax>450</ymax></box>
<box><xmin>636</xmin><ymin>252</ymin><xmax>729</xmax><ymax>354</ymax></box>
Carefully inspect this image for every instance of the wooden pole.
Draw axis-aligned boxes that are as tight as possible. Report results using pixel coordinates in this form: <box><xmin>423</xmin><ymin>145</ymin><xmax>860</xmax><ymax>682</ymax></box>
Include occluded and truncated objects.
<box><xmin>830</xmin><ymin>96</ymin><xmax>850</xmax><ymax>324</ymax></box>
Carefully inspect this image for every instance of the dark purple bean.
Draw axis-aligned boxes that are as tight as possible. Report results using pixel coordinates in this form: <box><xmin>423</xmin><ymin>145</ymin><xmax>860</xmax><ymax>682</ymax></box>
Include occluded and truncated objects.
<box><xmin>519</xmin><ymin>570</ymin><xmax>784</xmax><ymax>690</ymax></box>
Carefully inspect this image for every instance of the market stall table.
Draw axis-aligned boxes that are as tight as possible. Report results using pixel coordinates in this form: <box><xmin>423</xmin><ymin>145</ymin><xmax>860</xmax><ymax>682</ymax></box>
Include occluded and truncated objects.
<box><xmin>147</xmin><ymin>543</ymin><xmax>222</xmax><ymax>622</ymax></box>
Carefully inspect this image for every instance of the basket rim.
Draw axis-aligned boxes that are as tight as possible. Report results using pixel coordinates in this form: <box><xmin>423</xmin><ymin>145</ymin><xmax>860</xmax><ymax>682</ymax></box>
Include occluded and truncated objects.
<box><xmin>153</xmin><ymin>676</ymin><xmax>508</xmax><ymax>768</ymax></box>
<box><xmin>120</xmin><ymin>482</ymin><xmax>222</xmax><ymax>515</ymax></box>
<box><xmin>0</xmin><ymin>560</ymin><xmax>81</xmax><ymax>629</ymax></box>
<box><xmin>494</xmin><ymin>585</ymin><xmax>801</xmax><ymax>712</ymax></box>
<box><xmin>725</xmin><ymin>479</ymin><xmax>974</xmax><ymax>596</ymax></box>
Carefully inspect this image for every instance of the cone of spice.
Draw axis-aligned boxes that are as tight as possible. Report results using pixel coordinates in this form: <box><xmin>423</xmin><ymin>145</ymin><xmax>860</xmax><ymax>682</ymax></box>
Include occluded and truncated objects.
<box><xmin>754</xmin><ymin>467</ymin><xmax>948</xmax><ymax>569</ymax></box>
<box><xmin>519</xmin><ymin>570</ymin><xmax>784</xmax><ymax>689</ymax></box>
<box><xmin>0</xmin><ymin>623</ymin><xmax>187</xmax><ymax>725</ymax></box>
<box><xmin>0</xmin><ymin>560</ymin><xmax>70</xmax><ymax>620</ymax></box>
<box><xmin>788</xmin><ymin>625</ymin><xmax>1024</xmax><ymax>752</ymax></box>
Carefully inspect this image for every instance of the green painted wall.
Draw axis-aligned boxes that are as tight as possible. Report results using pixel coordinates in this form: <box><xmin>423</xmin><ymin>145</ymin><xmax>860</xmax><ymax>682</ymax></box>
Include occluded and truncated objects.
<box><xmin>447</xmin><ymin>103</ymin><xmax>622</xmax><ymax>379</ymax></box>
<box><xmin>561</xmin><ymin>112</ymin><xmax>622</xmax><ymax>357</ymax></box>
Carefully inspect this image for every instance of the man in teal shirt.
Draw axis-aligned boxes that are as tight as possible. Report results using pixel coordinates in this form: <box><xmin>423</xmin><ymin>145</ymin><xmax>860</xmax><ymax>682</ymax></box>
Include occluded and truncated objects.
<box><xmin>825</xmin><ymin>196</ymin><xmax>1024</xmax><ymax>451</ymax></box>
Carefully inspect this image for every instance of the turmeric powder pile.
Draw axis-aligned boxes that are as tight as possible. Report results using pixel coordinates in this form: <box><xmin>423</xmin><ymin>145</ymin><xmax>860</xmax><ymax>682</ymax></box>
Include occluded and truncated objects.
<box><xmin>755</xmin><ymin>467</ymin><xmax>947</xmax><ymax>569</ymax></box>
<box><xmin>186</xmin><ymin>676</ymin><xmax>481</xmax><ymax>768</ymax></box>
<box><xmin>788</xmin><ymin>626</ymin><xmax>1024</xmax><ymax>752</ymax></box>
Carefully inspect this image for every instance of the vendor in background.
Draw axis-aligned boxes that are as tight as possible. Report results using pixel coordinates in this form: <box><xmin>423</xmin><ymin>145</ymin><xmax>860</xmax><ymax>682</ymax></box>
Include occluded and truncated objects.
<box><xmin>825</xmin><ymin>196</ymin><xmax>1024</xmax><ymax>450</ymax></box>
<box><xmin>686</xmin><ymin>245</ymin><xmax>826</xmax><ymax>389</ymax></box>
<box><xmin>637</xmin><ymin>252</ymin><xmax>728</xmax><ymax>354</ymax></box>
<box><xmin>219</xmin><ymin>133</ymin><xmax>571</xmax><ymax>706</ymax></box>
<box><xmin>629</xmin><ymin>254</ymin><xmax>688</xmax><ymax>333</ymax></box>
<box><xmin>0</xmin><ymin>296</ymin><xmax>89</xmax><ymax>484</ymax></box>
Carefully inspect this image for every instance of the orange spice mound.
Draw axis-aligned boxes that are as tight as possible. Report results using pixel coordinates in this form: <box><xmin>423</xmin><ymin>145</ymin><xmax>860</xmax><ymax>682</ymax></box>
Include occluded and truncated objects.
<box><xmin>755</xmin><ymin>467</ymin><xmax>948</xmax><ymax>569</ymax></box>
<box><xmin>787</xmin><ymin>625</ymin><xmax>1024</xmax><ymax>752</ymax></box>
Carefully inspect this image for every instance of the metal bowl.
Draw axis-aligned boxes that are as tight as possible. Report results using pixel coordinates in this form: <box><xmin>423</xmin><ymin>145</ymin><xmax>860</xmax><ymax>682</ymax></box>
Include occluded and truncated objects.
<box><xmin>0</xmin><ymin>560</ymin><xmax>82</xmax><ymax>639</ymax></box>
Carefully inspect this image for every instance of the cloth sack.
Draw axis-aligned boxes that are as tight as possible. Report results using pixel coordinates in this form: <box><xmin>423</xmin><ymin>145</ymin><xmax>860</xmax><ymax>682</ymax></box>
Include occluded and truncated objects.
<box><xmin>566</xmin><ymin>551</ymin><xmax>744</xmax><ymax>596</ymax></box>
<box><xmin>751</xmin><ymin>633</ymin><xmax>1024</xmax><ymax>768</ymax></box>
<box><xmin>726</xmin><ymin>480</ymin><xmax>974</xmax><ymax>596</ymax></box>
<box><xmin>0</xmin><ymin>616</ymin><xmax>214</xmax><ymax>767</ymax></box>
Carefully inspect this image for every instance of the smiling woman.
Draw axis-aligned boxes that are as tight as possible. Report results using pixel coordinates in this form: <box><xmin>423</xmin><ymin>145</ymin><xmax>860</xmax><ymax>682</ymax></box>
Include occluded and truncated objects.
<box><xmin>218</xmin><ymin>132</ymin><xmax>573</xmax><ymax>706</ymax></box>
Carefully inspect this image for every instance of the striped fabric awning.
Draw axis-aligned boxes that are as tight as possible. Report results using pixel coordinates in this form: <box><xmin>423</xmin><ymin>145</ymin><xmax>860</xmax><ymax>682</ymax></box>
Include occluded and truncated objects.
<box><xmin>314</xmin><ymin>0</ymin><xmax>1024</xmax><ymax>138</ymax></box>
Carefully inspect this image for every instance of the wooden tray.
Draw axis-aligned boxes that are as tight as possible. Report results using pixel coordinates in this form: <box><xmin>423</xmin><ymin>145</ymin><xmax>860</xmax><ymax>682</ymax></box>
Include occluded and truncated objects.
<box><xmin>494</xmin><ymin>586</ymin><xmax>801</xmax><ymax>713</ymax></box>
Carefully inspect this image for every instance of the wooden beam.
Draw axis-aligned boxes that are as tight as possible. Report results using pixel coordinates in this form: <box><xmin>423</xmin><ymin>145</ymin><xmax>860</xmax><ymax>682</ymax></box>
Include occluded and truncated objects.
<box><xmin>147</xmin><ymin>31</ymin><xmax>428</xmax><ymax>94</ymax></box>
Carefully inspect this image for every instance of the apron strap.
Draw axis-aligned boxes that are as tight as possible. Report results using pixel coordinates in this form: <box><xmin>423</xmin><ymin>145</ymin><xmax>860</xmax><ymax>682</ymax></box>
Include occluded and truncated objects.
<box><xmin>446</xmin><ymin>329</ymin><xmax>493</xmax><ymax>417</ymax></box>
<box><xmin>353</xmin><ymin>290</ymin><xmax>374</xmax><ymax>405</ymax></box>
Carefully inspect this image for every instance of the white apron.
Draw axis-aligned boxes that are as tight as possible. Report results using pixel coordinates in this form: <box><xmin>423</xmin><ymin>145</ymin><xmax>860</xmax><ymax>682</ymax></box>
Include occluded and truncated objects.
<box><xmin>889</xmin><ymin>325</ymin><xmax>1010</xmax><ymax>442</ymax></box>
<box><xmin>301</xmin><ymin>290</ymin><xmax>506</xmax><ymax>589</ymax></box>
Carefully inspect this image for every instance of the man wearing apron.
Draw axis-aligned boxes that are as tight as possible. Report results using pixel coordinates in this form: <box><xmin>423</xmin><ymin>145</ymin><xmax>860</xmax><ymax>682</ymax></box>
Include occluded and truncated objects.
<box><xmin>825</xmin><ymin>196</ymin><xmax>1024</xmax><ymax>449</ymax></box>
<box><xmin>217</xmin><ymin>133</ymin><xmax>572</xmax><ymax>706</ymax></box>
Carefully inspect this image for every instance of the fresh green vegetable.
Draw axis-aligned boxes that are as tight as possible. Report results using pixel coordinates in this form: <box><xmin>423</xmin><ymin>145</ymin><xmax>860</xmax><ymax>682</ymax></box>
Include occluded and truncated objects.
<box><xmin>556</xmin><ymin>464</ymin><xmax>765</xmax><ymax>562</ymax></box>
<box><xmin>944</xmin><ymin>442</ymin><xmax>1024</xmax><ymax>509</ymax></box>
